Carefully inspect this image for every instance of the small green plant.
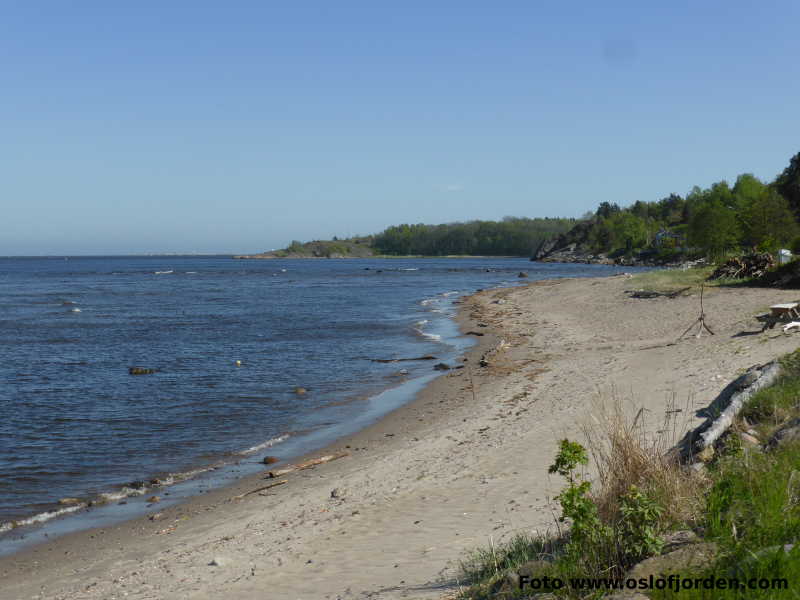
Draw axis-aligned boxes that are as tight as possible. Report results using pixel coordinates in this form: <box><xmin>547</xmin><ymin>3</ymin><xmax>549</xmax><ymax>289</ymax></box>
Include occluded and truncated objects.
<box><xmin>617</xmin><ymin>485</ymin><xmax>664</xmax><ymax>562</ymax></box>
<box><xmin>549</xmin><ymin>439</ymin><xmax>610</xmax><ymax>563</ymax></box>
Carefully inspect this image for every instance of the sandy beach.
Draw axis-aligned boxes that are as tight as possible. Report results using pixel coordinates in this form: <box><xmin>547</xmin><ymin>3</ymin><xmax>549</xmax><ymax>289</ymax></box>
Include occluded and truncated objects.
<box><xmin>3</xmin><ymin>274</ymin><xmax>799</xmax><ymax>600</ymax></box>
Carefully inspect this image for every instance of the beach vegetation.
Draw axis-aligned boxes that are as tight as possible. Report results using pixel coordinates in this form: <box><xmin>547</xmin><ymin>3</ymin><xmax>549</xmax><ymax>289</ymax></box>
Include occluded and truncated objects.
<box><xmin>457</xmin><ymin>399</ymin><xmax>702</xmax><ymax>598</ymax></box>
<box><xmin>457</xmin><ymin>351</ymin><xmax>800</xmax><ymax>598</ymax></box>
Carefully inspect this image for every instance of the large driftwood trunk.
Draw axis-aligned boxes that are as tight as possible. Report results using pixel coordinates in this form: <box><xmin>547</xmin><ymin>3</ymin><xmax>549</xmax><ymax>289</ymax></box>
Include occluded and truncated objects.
<box><xmin>695</xmin><ymin>361</ymin><xmax>782</xmax><ymax>452</ymax></box>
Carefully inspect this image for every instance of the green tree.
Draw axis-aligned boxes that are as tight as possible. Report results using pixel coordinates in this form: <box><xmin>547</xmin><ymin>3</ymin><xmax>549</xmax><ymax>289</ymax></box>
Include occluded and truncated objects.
<box><xmin>741</xmin><ymin>188</ymin><xmax>798</xmax><ymax>251</ymax></box>
<box><xmin>605</xmin><ymin>212</ymin><xmax>648</xmax><ymax>253</ymax></box>
<box><xmin>774</xmin><ymin>151</ymin><xmax>800</xmax><ymax>219</ymax></box>
<box><xmin>596</xmin><ymin>202</ymin><xmax>621</xmax><ymax>219</ymax></box>
<box><xmin>688</xmin><ymin>199</ymin><xmax>741</xmax><ymax>258</ymax></box>
<box><xmin>732</xmin><ymin>173</ymin><xmax>767</xmax><ymax>211</ymax></box>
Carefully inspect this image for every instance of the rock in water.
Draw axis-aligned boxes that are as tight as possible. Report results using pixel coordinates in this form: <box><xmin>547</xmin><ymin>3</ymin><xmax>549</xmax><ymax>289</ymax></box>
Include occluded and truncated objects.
<box><xmin>129</xmin><ymin>367</ymin><xmax>157</xmax><ymax>375</ymax></box>
<box><xmin>262</xmin><ymin>456</ymin><xmax>280</xmax><ymax>465</ymax></box>
<box><xmin>517</xmin><ymin>271</ymin><xmax>529</xmax><ymax>278</ymax></box>
<box><xmin>294</xmin><ymin>386</ymin><xmax>307</xmax><ymax>395</ymax></box>
<box><xmin>58</xmin><ymin>498</ymin><xmax>81</xmax><ymax>506</ymax></box>
<box><xmin>433</xmin><ymin>363</ymin><xmax>451</xmax><ymax>371</ymax></box>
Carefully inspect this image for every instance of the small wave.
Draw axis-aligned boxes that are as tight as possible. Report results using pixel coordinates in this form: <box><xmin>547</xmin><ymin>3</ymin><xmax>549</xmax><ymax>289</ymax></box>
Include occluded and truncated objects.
<box><xmin>412</xmin><ymin>320</ymin><xmax>442</xmax><ymax>342</ymax></box>
<box><xmin>154</xmin><ymin>270</ymin><xmax>174</xmax><ymax>275</ymax></box>
<box><xmin>68</xmin><ymin>308</ymin><xmax>81</xmax><ymax>313</ymax></box>
<box><xmin>98</xmin><ymin>486</ymin><xmax>148</xmax><ymax>503</ymax></box>
<box><xmin>398</xmin><ymin>268</ymin><xmax>419</xmax><ymax>271</ymax></box>
<box><xmin>239</xmin><ymin>434</ymin><xmax>290</xmax><ymax>455</ymax></box>
<box><xmin>0</xmin><ymin>503</ymin><xmax>86</xmax><ymax>533</ymax></box>
<box><xmin>185</xmin><ymin>271</ymin><xmax>198</xmax><ymax>274</ymax></box>
<box><xmin>441</xmin><ymin>291</ymin><xmax>459</xmax><ymax>297</ymax></box>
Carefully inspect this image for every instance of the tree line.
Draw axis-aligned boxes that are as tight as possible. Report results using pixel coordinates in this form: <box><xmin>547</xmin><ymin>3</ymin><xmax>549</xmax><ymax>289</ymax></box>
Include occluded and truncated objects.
<box><xmin>584</xmin><ymin>151</ymin><xmax>800</xmax><ymax>259</ymax></box>
<box><xmin>371</xmin><ymin>217</ymin><xmax>577</xmax><ymax>256</ymax></box>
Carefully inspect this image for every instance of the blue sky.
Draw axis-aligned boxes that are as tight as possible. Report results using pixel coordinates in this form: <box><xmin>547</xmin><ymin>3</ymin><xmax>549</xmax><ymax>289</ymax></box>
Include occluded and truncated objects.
<box><xmin>2</xmin><ymin>1</ymin><xmax>799</xmax><ymax>255</ymax></box>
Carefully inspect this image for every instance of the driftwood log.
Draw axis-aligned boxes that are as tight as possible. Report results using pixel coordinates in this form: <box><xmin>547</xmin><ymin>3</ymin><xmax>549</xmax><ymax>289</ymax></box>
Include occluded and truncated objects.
<box><xmin>694</xmin><ymin>361</ymin><xmax>782</xmax><ymax>454</ymax></box>
<box><xmin>267</xmin><ymin>452</ymin><xmax>350</xmax><ymax>478</ymax></box>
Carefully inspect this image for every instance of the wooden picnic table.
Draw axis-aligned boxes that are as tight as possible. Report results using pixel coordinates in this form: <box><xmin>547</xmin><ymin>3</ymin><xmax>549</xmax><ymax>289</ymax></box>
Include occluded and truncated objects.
<box><xmin>770</xmin><ymin>303</ymin><xmax>800</xmax><ymax>318</ymax></box>
<box><xmin>757</xmin><ymin>302</ymin><xmax>800</xmax><ymax>330</ymax></box>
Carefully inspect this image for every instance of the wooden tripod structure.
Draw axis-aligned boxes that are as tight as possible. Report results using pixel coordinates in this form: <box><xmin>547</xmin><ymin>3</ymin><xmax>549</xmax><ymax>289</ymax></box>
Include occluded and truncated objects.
<box><xmin>678</xmin><ymin>284</ymin><xmax>715</xmax><ymax>340</ymax></box>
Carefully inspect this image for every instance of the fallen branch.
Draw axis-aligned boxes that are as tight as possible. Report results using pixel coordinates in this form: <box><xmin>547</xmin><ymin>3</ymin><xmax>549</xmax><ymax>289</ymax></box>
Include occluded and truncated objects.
<box><xmin>267</xmin><ymin>452</ymin><xmax>350</xmax><ymax>478</ymax></box>
<box><xmin>230</xmin><ymin>479</ymin><xmax>287</xmax><ymax>501</ymax></box>
<box><xmin>695</xmin><ymin>361</ymin><xmax>782</xmax><ymax>453</ymax></box>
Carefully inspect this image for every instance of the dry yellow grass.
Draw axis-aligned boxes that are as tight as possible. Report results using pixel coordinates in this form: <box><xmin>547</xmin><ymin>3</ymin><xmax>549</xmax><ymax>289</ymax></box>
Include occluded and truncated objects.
<box><xmin>582</xmin><ymin>397</ymin><xmax>707</xmax><ymax>528</ymax></box>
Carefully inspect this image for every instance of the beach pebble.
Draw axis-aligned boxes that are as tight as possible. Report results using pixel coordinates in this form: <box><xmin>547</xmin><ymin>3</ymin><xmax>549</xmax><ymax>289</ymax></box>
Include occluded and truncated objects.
<box><xmin>209</xmin><ymin>556</ymin><xmax>228</xmax><ymax>567</ymax></box>
<box><xmin>330</xmin><ymin>488</ymin><xmax>342</xmax><ymax>499</ymax></box>
<box><xmin>149</xmin><ymin>512</ymin><xmax>164</xmax><ymax>521</ymax></box>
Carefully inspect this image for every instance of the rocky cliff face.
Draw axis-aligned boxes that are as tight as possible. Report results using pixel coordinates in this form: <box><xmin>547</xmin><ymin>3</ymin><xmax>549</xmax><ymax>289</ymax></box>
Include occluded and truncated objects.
<box><xmin>532</xmin><ymin>221</ymin><xmax>614</xmax><ymax>264</ymax></box>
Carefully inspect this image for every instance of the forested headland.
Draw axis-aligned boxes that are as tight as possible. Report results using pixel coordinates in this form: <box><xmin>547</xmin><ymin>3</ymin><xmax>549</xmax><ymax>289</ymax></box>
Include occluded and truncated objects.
<box><xmin>536</xmin><ymin>151</ymin><xmax>800</xmax><ymax>264</ymax></box>
<box><xmin>238</xmin><ymin>151</ymin><xmax>800</xmax><ymax>263</ymax></box>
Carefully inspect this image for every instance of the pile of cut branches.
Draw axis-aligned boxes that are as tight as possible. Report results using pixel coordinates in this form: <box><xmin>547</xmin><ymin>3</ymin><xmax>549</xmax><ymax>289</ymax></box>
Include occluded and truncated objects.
<box><xmin>709</xmin><ymin>252</ymin><xmax>775</xmax><ymax>280</ymax></box>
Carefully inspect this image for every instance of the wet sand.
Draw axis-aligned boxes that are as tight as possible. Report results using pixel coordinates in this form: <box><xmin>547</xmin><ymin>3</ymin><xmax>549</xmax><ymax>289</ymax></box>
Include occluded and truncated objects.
<box><xmin>2</xmin><ymin>274</ymin><xmax>798</xmax><ymax>600</ymax></box>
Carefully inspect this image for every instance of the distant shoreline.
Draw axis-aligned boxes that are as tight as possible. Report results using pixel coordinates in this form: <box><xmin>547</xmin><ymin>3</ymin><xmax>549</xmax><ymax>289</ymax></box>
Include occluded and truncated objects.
<box><xmin>232</xmin><ymin>253</ymin><xmax>527</xmax><ymax>259</ymax></box>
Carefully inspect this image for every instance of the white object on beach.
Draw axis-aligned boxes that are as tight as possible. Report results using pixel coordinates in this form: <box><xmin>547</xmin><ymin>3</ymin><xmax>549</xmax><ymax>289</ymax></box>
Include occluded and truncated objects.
<box><xmin>783</xmin><ymin>321</ymin><xmax>800</xmax><ymax>333</ymax></box>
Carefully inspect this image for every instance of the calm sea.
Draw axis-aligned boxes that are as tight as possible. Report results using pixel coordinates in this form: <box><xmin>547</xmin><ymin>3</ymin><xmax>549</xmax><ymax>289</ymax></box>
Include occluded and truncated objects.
<box><xmin>0</xmin><ymin>256</ymin><xmax>631</xmax><ymax>546</ymax></box>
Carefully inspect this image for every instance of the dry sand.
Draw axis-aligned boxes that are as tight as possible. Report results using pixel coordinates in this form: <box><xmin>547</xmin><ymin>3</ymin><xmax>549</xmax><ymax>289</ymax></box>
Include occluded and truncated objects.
<box><xmin>2</xmin><ymin>274</ymin><xmax>798</xmax><ymax>600</ymax></box>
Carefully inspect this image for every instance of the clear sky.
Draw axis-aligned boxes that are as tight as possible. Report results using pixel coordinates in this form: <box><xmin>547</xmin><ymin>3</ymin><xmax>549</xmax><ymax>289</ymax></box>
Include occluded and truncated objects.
<box><xmin>2</xmin><ymin>1</ymin><xmax>799</xmax><ymax>255</ymax></box>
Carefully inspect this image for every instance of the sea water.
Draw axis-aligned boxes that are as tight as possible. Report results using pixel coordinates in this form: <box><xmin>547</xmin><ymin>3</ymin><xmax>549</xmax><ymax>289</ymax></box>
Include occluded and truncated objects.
<box><xmin>0</xmin><ymin>256</ymin><xmax>633</xmax><ymax>549</ymax></box>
